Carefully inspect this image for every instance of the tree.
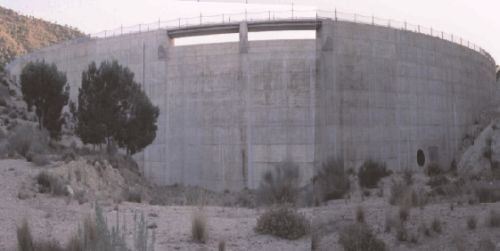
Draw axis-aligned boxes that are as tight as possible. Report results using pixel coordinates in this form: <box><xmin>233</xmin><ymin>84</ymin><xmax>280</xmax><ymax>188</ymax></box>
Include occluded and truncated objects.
<box><xmin>20</xmin><ymin>60</ymin><xmax>69</xmax><ymax>139</ymax></box>
<box><xmin>76</xmin><ymin>60</ymin><xmax>159</xmax><ymax>154</ymax></box>
<box><xmin>116</xmin><ymin>86</ymin><xmax>159</xmax><ymax>155</ymax></box>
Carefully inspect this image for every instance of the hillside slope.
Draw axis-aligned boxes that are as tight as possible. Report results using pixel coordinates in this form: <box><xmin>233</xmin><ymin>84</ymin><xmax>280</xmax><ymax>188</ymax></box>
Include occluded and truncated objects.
<box><xmin>0</xmin><ymin>6</ymin><xmax>85</xmax><ymax>67</ymax></box>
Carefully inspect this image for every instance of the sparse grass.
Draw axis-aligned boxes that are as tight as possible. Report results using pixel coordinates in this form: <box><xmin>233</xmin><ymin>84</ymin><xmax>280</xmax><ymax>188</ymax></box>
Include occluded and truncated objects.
<box><xmin>339</xmin><ymin>223</ymin><xmax>386</xmax><ymax>251</ymax></box>
<box><xmin>255</xmin><ymin>205</ymin><xmax>309</xmax><ymax>240</ymax></box>
<box><xmin>257</xmin><ymin>161</ymin><xmax>300</xmax><ymax>206</ymax></box>
<box><xmin>17</xmin><ymin>219</ymin><xmax>33</xmax><ymax>251</ymax></box>
<box><xmin>313</xmin><ymin>157</ymin><xmax>351</xmax><ymax>202</ymax></box>
<box><xmin>487</xmin><ymin>210</ymin><xmax>500</xmax><ymax>228</ymax></box>
<box><xmin>358</xmin><ymin>160</ymin><xmax>391</xmax><ymax>189</ymax></box>
<box><xmin>218</xmin><ymin>239</ymin><xmax>226</xmax><ymax>251</ymax></box>
<box><xmin>192</xmin><ymin>210</ymin><xmax>208</xmax><ymax>243</ymax></box>
<box><xmin>467</xmin><ymin>215</ymin><xmax>477</xmax><ymax>230</ymax></box>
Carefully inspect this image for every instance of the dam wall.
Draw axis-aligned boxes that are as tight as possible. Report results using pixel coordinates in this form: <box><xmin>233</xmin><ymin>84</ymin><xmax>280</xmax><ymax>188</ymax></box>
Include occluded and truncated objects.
<box><xmin>6</xmin><ymin>19</ymin><xmax>497</xmax><ymax>191</ymax></box>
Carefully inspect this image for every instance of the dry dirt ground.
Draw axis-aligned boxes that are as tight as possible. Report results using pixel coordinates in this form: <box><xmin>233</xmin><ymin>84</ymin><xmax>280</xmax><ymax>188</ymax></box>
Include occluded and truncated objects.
<box><xmin>2</xmin><ymin>158</ymin><xmax>500</xmax><ymax>250</ymax></box>
<box><xmin>0</xmin><ymin>159</ymin><xmax>311</xmax><ymax>251</ymax></box>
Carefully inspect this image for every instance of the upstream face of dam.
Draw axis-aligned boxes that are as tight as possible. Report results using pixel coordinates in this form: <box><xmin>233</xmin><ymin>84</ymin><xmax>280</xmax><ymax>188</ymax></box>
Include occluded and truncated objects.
<box><xmin>6</xmin><ymin>18</ymin><xmax>497</xmax><ymax>191</ymax></box>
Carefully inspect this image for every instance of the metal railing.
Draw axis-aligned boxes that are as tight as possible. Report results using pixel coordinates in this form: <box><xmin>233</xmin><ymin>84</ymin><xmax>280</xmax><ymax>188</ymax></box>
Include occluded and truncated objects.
<box><xmin>76</xmin><ymin>9</ymin><xmax>497</xmax><ymax>64</ymax></box>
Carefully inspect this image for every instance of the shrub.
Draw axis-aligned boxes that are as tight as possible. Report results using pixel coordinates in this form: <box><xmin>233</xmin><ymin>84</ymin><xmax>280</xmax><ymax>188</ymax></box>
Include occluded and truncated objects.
<box><xmin>389</xmin><ymin>180</ymin><xmax>427</xmax><ymax>208</ymax></box>
<box><xmin>257</xmin><ymin>161</ymin><xmax>300</xmax><ymax>206</ymax></box>
<box><xmin>431</xmin><ymin>218</ymin><xmax>442</xmax><ymax>234</ymax></box>
<box><xmin>17</xmin><ymin>219</ymin><xmax>34</xmax><ymax>251</ymax></box>
<box><xmin>399</xmin><ymin>206</ymin><xmax>410</xmax><ymax>223</ymax></box>
<box><xmin>467</xmin><ymin>215</ymin><xmax>477</xmax><ymax>230</ymax></box>
<box><xmin>124</xmin><ymin>187</ymin><xmax>142</xmax><ymax>203</ymax></box>
<box><xmin>338</xmin><ymin>223</ymin><xmax>386</xmax><ymax>251</ymax></box>
<box><xmin>255</xmin><ymin>206</ymin><xmax>309</xmax><ymax>240</ymax></box>
<box><xmin>313</xmin><ymin>157</ymin><xmax>350</xmax><ymax>202</ymax></box>
<box><xmin>358</xmin><ymin>160</ymin><xmax>391</xmax><ymax>188</ymax></box>
<box><xmin>396</xmin><ymin>225</ymin><xmax>409</xmax><ymax>242</ymax></box>
<box><xmin>192</xmin><ymin>210</ymin><xmax>208</xmax><ymax>243</ymax></box>
<box><xmin>32</xmin><ymin>154</ymin><xmax>50</xmax><ymax>166</ymax></box>
<box><xmin>477</xmin><ymin>238</ymin><xmax>495</xmax><ymax>251</ymax></box>
<box><xmin>7</xmin><ymin>124</ymin><xmax>48</xmax><ymax>158</ymax></box>
<box><xmin>36</xmin><ymin>171</ymin><xmax>67</xmax><ymax>196</ymax></box>
<box><xmin>356</xmin><ymin>206</ymin><xmax>365</xmax><ymax>223</ymax></box>
<box><xmin>426</xmin><ymin>163</ymin><xmax>442</xmax><ymax>176</ymax></box>
<box><xmin>475</xmin><ymin>183</ymin><xmax>500</xmax><ymax>203</ymax></box>
<box><xmin>402</xmin><ymin>168</ymin><xmax>413</xmax><ymax>185</ymax></box>
<box><xmin>487</xmin><ymin>210</ymin><xmax>500</xmax><ymax>228</ymax></box>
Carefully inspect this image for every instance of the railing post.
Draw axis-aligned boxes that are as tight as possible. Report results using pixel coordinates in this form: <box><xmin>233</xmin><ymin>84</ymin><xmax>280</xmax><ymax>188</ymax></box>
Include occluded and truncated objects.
<box><xmin>222</xmin><ymin>14</ymin><xmax>225</xmax><ymax>23</ymax></box>
<box><xmin>200</xmin><ymin>13</ymin><xmax>202</xmax><ymax>25</ymax></box>
<box><xmin>404</xmin><ymin>21</ymin><xmax>407</xmax><ymax>30</ymax></box>
<box><xmin>430</xmin><ymin>27</ymin><xmax>433</xmax><ymax>36</ymax></box>
<box><xmin>178</xmin><ymin>18</ymin><xmax>181</xmax><ymax>28</ymax></box>
<box><xmin>139</xmin><ymin>24</ymin><xmax>141</xmax><ymax>32</ymax></box>
<box><xmin>460</xmin><ymin>38</ymin><xmax>462</xmax><ymax>45</ymax></box>
<box><xmin>291</xmin><ymin>2</ymin><xmax>294</xmax><ymax>19</ymax></box>
<box><xmin>388</xmin><ymin>20</ymin><xmax>391</xmax><ymax>27</ymax></box>
<box><xmin>104</xmin><ymin>30</ymin><xmax>107</xmax><ymax>38</ymax></box>
<box><xmin>441</xmin><ymin>32</ymin><xmax>443</xmax><ymax>39</ymax></box>
<box><xmin>245</xmin><ymin>9</ymin><xmax>247</xmax><ymax>21</ymax></box>
<box><xmin>418</xmin><ymin>25</ymin><xmax>420</xmax><ymax>33</ymax></box>
<box><xmin>121</xmin><ymin>25</ymin><xmax>123</xmax><ymax>35</ymax></box>
<box><xmin>372</xmin><ymin>15</ymin><xmax>374</xmax><ymax>25</ymax></box>
<box><xmin>451</xmin><ymin>34</ymin><xmax>453</xmax><ymax>42</ymax></box>
<box><xmin>158</xmin><ymin>19</ymin><xmax>161</xmax><ymax>29</ymax></box>
<box><xmin>269</xmin><ymin>11</ymin><xmax>271</xmax><ymax>21</ymax></box>
<box><xmin>335</xmin><ymin>8</ymin><xmax>337</xmax><ymax>21</ymax></box>
<box><xmin>354</xmin><ymin>13</ymin><xmax>357</xmax><ymax>22</ymax></box>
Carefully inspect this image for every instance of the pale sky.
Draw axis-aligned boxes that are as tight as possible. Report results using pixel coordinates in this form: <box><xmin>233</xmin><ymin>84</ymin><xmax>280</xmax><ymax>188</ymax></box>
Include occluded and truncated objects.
<box><xmin>1</xmin><ymin>0</ymin><xmax>499</xmax><ymax>63</ymax></box>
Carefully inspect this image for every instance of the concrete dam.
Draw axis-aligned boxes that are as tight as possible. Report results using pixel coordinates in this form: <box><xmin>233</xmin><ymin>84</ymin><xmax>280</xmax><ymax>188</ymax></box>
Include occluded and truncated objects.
<box><xmin>6</xmin><ymin>14</ymin><xmax>498</xmax><ymax>191</ymax></box>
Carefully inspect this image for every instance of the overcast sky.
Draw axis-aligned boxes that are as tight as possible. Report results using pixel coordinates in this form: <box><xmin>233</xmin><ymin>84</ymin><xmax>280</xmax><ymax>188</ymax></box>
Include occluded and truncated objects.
<box><xmin>1</xmin><ymin>0</ymin><xmax>499</xmax><ymax>63</ymax></box>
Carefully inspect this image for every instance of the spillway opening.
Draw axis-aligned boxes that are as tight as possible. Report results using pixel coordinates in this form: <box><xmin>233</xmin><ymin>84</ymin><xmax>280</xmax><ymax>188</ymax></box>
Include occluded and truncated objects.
<box><xmin>248</xmin><ymin>30</ymin><xmax>316</xmax><ymax>41</ymax></box>
<box><xmin>174</xmin><ymin>33</ymin><xmax>239</xmax><ymax>46</ymax></box>
<box><xmin>172</xmin><ymin>30</ymin><xmax>316</xmax><ymax>46</ymax></box>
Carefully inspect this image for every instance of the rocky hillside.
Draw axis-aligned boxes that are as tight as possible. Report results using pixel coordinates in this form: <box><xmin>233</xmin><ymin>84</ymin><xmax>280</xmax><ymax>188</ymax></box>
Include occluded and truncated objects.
<box><xmin>0</xmin><ymin>6</ymin><xmax>85</xmax><ymax>67</ymax></box>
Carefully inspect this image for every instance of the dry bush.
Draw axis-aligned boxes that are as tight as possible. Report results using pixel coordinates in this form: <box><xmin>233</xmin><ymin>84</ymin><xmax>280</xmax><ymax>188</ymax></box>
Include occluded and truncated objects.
<box><xmin>123</xmin><ymin>187</ymin><xmax>142</xmax><ymax>203</ymax></box>
<box><xmin>32</xmin><ymin>154</ymin><xmax>50</xmax><ymax>166</ymax></box>
<box><xmin>312</xmin><ymin>157</ymin><xmax>350</xmax><ymax>202</ymax></box>
<box><xmin>399</xmin><ymin>206</ymin><xmax>410</xmax><ymax>223</ymax></box>
<box><xmin>36</xmin><ymin>171</ymin><xmax>67</xmax><ymax>196</ymax></box>
<box><xmin>389</xmin><ymin>180</ymin><xmax>427</xmax><ymax>208</ymax></box>
<box><xmin>192</xmin><ymin>210</ymin><xmax>208</xmax><ymax>243</ymax></box>
<box><xmin>7</xmin><ymin>124</ymin><xmax>49</xmax><ymax>158</ymax></box>
<box><xmin>255</xmin><ymin>206</ymin><xmax>309</xmax><ymax>240</ymax></box>
<box><xmin>358</xmin><ymin>160</ymin><xmax>391</xmax><ymax>189</ymax></box>
<box><xmin>477</xmin><ymin>238</ymin><xmax>495</xmax><ymax>251</ymax></box>
<box><xmin>474</xmin><ymin>182</ymin><xmax>500</xmax><ymax>203</ymax></box>
<box><xmin>396</xmin><ymin>225</ymin><xmax>409</xmax><ymax>242</ymax></box>
<box><xmin>467</xmin><ymin>215</ymin><xmax>477</xmax><ymax>230</ymax></box>
<box><xmin>487</xmin><ymin>210</ymin><xmax>500</xmax><ymax>228</ymax></box>
<box><xmin>426</xmin><ymin>163</ymin><xmax>442</xmax><ymax>176</ymax></box>
<box><xmin>257</xmin><ymin>161</ymin><xmax>300</xmax><ymax>206</ymax></box>
<box><xmin>339</xmin><ymin>223</ymin><xmax>386</xmax><ymax>251</ymax></box>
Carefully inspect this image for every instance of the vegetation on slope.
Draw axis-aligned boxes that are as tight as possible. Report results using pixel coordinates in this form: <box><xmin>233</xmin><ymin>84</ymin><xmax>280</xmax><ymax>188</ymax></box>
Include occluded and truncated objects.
<box><xmin>0</xmin><ymin>6</ymin><xmax>85</xmax><ymax>67</ymax></box>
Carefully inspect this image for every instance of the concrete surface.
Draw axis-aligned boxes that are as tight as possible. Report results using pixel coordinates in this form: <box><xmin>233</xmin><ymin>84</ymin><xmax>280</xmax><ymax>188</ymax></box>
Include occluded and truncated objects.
<box><xmin>6</xmin><ymin>19</ymin><xmax>497</xmax><ymax>191</ymax></box>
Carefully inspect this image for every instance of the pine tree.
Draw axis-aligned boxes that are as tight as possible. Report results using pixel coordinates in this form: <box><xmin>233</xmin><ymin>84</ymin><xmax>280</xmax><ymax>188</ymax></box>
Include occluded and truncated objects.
<box><xmin>20</xmin><ymin>60</ymin><xmax>69</xmax><ymax>139</ymax></box>
<box><xmin>76</xmin><ymin>60</ymin><xmax>158</xmax><ymax>154</ymax></box>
